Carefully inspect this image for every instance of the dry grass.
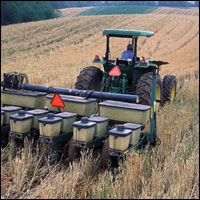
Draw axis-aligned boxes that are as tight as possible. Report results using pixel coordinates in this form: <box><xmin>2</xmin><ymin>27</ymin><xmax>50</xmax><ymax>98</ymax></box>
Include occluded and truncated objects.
<box><xmin>1</xmin><ymin>9</ymin><xmax>199</xmax><ymax>199</ymax></box>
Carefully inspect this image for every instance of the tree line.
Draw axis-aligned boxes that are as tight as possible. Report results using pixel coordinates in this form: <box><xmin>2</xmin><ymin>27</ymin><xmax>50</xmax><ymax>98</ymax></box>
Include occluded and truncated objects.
<box><xmin>1</xmin><ymin>1</ymin><xmax>60</xmax><ymax>26</ymax></box>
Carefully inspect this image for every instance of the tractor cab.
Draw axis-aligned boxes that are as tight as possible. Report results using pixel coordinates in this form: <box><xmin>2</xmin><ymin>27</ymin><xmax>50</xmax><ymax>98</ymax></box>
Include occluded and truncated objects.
<box><xmin>93</xmin><ymin>29</ymin><xmax>155</xmax><ymax>93</ymax></box>
<box><xmin>103</xmin><ymin>29</ymin><xmax>153</xmax><ymax>63</ymax></box>
<box><xmin>94</xmin><ymin>29</ymin><xmax>154</xmax><ymax>63</ymax></box>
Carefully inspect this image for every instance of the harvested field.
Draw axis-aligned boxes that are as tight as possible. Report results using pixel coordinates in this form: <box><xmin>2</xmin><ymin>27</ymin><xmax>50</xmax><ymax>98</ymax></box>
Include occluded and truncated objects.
<box><xmin>59</xmin><ymin>7</ymin><xmax>92</xmax><ymax>17</ymax></box>
<box><xmin>1</xmin><ymin>13</ymin><xmax>199</xmax><ymax>88</ymax></box>
<box><xmin>151</xmin><ymin>7</ymin><xmax>199</xmax><ymax>16</ymax></box>
<box><xmin>1</xmin><ymin>8</ymin><xmax>199</xmax><ymax>199</ymax></box>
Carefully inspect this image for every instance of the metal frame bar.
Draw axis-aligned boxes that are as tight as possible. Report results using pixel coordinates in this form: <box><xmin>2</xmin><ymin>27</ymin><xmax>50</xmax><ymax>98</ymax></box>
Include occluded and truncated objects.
<box><xmin>150</xmin><ymin>68</ymin><xmax>157</xmax><ymax>144</ymax></box>
<box><xmin>5</xmin><ymin>83</ymin><xmax>139</xmax><ymax>103</ymax></box>
<box><xmin>134</xmin><ymin>38</ymin><xmax>138</xmax><ymax>57</ymax></box>
<box><xmin>105</xmin><ymin>36</ymin><xmax>110</xmax><ymax>62</ymax></box>
<box><xmin>9</xmin><ymin>128</ymin><xmax>39</xmax><ymax>141</ymax></box>
<box><xmin>73</xmin><ymin>134</ymin><xmax>108</xmax><ymax>149</ymax></box>
<box><xmin>38</xmin><ymin>132</ymin><xmax>73</xmax><ymax>144</ymax></box>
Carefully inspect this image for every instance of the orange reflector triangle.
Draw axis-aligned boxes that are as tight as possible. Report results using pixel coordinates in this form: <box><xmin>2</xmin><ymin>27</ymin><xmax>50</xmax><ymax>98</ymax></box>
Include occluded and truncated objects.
<box><xmin>108</xmin><ymin>66</ymin><xmax>121</xmax><ymax>76</ymax></box>
<box><xmin>50</xmin><ymin>94</ymin><xmax>65</xmax><ymax>108</ymax></box>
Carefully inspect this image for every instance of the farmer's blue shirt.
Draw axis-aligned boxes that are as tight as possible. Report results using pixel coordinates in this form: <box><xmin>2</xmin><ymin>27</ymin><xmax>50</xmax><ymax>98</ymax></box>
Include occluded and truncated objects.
<box><xmin>121</xmin><ymin>50</ymin><xmax>134</xmax><ymax>60</ymax></box>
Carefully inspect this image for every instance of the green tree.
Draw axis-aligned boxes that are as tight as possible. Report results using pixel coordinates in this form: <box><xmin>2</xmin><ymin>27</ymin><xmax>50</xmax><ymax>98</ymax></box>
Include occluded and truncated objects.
<box><xmin>194</xmin><ymin>1</ymin><xmax>199</xmax><ymax>7</ymax></box>
<box><xmin>1</xmin><ymin>1</ymin><xmax>20</xmax><ymax>25</ymax></box>
<box><xmin>1</xmin><ymin>1</ymin><xmax>59</xmax><ymax>26</ymax></box>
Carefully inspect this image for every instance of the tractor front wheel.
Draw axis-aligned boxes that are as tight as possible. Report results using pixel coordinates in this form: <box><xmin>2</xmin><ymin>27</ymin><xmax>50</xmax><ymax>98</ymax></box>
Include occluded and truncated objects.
<box><xmin>75</xmin><ymin>66</ymin><xmax>103</xmax><ymax>91</ymax></box>
<box><xmin>163</xmin><ymin>75</ymin><xmax>177</xmax><ymax>103</ymax></box>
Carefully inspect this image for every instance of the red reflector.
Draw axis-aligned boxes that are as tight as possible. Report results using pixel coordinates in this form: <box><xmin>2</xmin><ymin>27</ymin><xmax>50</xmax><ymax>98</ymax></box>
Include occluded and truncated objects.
<box><xmin>95</xmin><ymin>55</ymin><xmax>99</xmax><ymax>60</ymax></box>
<box><xmin>108</xmin><ymin>66</ymin><xmax>121</xmax><ymax>76</ymax></box>
<box><xmin>142</xmin><ymin>56</ymin><xmax>146</xmax><ymax>64</ymax></box>
<box><xmin>50</xmin><ymin>94</ymin><xmax>65</xmax><ymax>108</ymax></box>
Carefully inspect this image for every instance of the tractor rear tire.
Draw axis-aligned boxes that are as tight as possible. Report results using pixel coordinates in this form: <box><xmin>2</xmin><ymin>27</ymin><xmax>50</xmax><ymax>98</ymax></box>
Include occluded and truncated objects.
<box><xmin>75</xmin><ymin>66</ymin><xmax>103</xmax><ymax>91</ymax></box>
<box><xmin>163</xmin><ymin>75</ymin><xmax>177</xmax><ymax>103</ymax></box>
<box><xmin>136</xmin><ymin>72</ymin><xmax>164</xmax><ymax>109</ymax></box>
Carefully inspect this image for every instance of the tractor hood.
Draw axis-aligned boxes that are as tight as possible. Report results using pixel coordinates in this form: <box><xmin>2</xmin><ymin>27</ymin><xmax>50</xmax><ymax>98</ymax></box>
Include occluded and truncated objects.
<box><xmin>103</xmin><ymin>29</ymin><xmax>154</xmax><ymax>38</ymax></box>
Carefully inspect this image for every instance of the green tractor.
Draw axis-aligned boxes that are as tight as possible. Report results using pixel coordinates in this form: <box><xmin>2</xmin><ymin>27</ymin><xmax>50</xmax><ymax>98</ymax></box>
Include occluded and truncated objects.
<box><xmin>75</xmin><ymin>29</ymin><xmax>177</xmax><ymax>108</ymax></box>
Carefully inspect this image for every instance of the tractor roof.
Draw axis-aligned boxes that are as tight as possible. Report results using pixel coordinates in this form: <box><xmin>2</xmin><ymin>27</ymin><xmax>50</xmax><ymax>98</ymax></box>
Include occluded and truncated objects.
<box><xmin>103</xmin><ymin>29</ymin><xmax>154</xmax><ymax>38</ymax></box>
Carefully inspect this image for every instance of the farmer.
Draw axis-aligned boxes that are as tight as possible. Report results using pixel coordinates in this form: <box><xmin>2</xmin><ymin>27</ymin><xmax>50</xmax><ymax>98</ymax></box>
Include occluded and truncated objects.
<box><xmin>121</xmin><ymin>44</ymin><xmax>134</xmax><ymax>60</ymax></box>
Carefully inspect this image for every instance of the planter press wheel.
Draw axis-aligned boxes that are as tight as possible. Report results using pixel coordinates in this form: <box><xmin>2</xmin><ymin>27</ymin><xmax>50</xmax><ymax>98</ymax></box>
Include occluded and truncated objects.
<box><xmin>100</xmin><ymin>138</ymin><xmax>110</xmax><ymax>169</ymax></box>
<box><xmin>8</xmin><ymin>136</ymin><xmax>17</xmax><ymax>159</ymax></box>
<box><xmin>61</xmin><ymin>142</ymin><xmax>69</xmax><ymax>164</ymax></box>
<box><xmin>68</xmin><ymin>137</ymin><xmax>81</xmax><ymax>162</ymax></box>
<box><xmin>100</xmin><ymin>138</ymin><xmax>121</xmax><ymax>172</ymax></box>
